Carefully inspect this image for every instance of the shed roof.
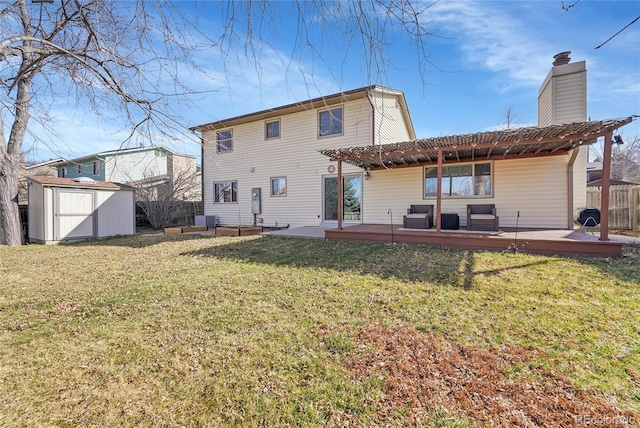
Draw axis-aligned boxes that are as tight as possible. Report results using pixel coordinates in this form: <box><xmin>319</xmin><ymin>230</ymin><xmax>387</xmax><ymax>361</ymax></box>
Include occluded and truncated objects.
<box><xmin>28</xmin><ymin>176</ymin><xmax>135</xmax><ymax>191</ymax></box>
<box><xmin>319</xmin><ymin>117</ymin><xmax>634</xmax><ymax>170</ymax></box>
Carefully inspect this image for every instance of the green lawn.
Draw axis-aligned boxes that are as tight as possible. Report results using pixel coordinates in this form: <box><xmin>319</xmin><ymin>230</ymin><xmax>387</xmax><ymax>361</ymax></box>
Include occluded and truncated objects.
<box><xmin>1</xmin><ymin>234</ymin><xmax>638</xmax><ymax>426</ymax></box>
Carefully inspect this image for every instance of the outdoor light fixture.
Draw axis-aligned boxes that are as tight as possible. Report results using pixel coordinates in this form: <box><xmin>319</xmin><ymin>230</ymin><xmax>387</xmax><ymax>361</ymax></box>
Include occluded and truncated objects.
<box><xmin>364</xmin><ymin>169</ymin><xmax>370</xmax><ymax>180</ymax></box>
<box><xmin>613</xmin><ymin>135</ymin><xmax>623</xmax><ymax>145</ymax></box>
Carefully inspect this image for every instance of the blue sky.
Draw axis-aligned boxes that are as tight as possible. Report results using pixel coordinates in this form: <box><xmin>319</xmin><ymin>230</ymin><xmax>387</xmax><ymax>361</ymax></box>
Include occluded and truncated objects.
<box><xmin>22</xmin><ymin>0</ymin><xmax>640</xmax><ymax>164</ymax></box>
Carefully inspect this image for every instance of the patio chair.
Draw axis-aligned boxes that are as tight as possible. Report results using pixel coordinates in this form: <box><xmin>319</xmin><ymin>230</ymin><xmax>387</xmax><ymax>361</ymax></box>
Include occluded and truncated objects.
<box><xmin>467</xmin><ymin>204</ymin><xmax>499</xmax><ymax>231</ymax></box>
<box><xmin>403</xmin><ymin>204</ymin><xmax>434</xmax><ymax>229</ymax></box>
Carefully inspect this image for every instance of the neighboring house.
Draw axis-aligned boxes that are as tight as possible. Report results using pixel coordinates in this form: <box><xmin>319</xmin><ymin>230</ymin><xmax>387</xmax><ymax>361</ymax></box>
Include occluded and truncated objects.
<box><xmin>25</xmin><ymin>158</ymin><xmax>63</xmax><ymax>176</ymax></box>
<box><xmin>191</xmin><ymin>53</ymin><xmax>632</xmax><ymax>231</ymax></box>
<box><xmin>55</xmin><ymin>146</ymin><xmax>200</xmax><ymax>201</ymax></box>
<box><xmin>587</xmin><ymin>161</ymin><xmax>626</xmax><ymax>184</ymax></box>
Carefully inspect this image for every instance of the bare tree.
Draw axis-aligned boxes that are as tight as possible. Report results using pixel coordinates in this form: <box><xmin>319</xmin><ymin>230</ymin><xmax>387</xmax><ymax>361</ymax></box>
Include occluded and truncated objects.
<box><xmin>135</xmin><ymin>164</ymin><xmax>200</xmax><ymax>230</ymax></box>
<box><xmin>590</xmin><ymin>135</ymin><xmax>640</xmax><ymax>184</ymax></box>
<box><xmin>1</xmin><ymin>0</ymin><xmax>438</xmax><ymax>245</ymax></box>
<box><xmin>497</xmin><ymin>105</ymin><xmax>519</xmax><ymax>130</ymax></box>
<box><xmin>612</xmin><ymin>135</ymin><xmax>640</xmax><ymax>184</ymax></box>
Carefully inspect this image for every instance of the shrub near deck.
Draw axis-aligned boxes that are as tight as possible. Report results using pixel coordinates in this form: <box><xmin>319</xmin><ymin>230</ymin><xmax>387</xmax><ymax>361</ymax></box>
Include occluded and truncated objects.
<box><xmin>0</xmin><ymin>235</ymin><xmax>638</xmax><ymax>426</ymax></box>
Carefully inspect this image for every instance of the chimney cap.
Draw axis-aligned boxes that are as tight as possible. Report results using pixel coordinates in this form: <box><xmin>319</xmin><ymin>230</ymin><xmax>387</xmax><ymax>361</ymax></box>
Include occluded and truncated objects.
<box><xmin>553</xmin><ymin>51</ymin><xmax>571</xmax><ymax>66</ymax></box>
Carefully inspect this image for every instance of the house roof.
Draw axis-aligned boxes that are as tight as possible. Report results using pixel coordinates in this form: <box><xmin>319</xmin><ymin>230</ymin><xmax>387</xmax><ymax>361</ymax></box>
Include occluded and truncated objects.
<box><xmin>55</xmin><ymin>145</ymin><xmax>189</xmax><ymax>166</ymax></box>
<box><xmin>25</xmin><ymin>158</ymin><xmax>64</xmax><ymax>169</ymax></box>
<box><xmin>587</xmin><ymin>178</ymin><xmax>639</xmax><ymax>187</ymax></box>
<box><xmin>189</xmin><ymin>86</ymin><xmax>416</xmax><ymax>139</ymax></box>
<box><xmin>319</xmin><ymin>117</ymin><xmax>634</xmax><ymax>170</ymax></box>
<box><xmin>28</xmin><ymin>176</ymin><xmax>135</xmax><ymax>191</ymax></box>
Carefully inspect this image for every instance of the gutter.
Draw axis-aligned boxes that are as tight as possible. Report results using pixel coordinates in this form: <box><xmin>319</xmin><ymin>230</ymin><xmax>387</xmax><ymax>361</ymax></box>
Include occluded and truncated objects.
<box><xmin>567</xmin><ymin>147</ymin><xmax>581</xmax><ymax>228</ymax></box>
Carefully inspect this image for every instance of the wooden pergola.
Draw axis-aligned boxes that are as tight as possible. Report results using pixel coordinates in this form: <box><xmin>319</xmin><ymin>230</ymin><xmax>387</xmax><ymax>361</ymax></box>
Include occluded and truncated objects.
<box><xmin>319</xmin><ymin>117</ymin><xmax>634</xmax><ymax>241</ymax></box>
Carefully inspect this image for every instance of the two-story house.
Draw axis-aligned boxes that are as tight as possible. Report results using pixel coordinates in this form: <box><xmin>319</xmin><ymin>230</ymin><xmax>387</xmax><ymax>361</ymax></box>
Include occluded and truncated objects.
<box><xmin>191</xmin><ymin>86</ymin><xmax>414</xmax><ymax>227</ymax></box>
<box><xmin>55</xmin><ymin>146</ymin><xmax>201</xmax><ymax>201</ymax></box>
<box><xmin>192</xmin><ymin>54</ymin><xmax>632</xmax><ymax>233</ymax></box>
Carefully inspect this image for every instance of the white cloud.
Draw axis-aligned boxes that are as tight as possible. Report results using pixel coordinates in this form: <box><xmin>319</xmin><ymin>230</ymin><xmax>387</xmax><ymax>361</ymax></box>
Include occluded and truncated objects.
<box><xmin>427</xmin><ymin>2</ymin><xmax>560</xmax><ymax>89</ymax></box>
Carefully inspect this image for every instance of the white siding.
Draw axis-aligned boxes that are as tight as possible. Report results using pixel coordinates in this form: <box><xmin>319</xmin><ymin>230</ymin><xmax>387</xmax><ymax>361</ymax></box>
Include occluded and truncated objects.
<box><xmin>369</xmin><ymin>91</ymin><xmax>412</xmax><ymax>145</ymax></box>
<box><xmin>361</xmin><ymin>167</ymin><xmax>424</xmax><ymax>224</ymax></box>
<box><xmin>202</xmin><ymin>98</ymin><xmax>374</xmax><ymax>227</ymax></box>
<box><xmin>538</xmin><ymin>80</ymin><xmax>552</xmax><ymax>126</ymax></box>
<box><xmin>538</xmin><ymin>61</ymin><xmax>586</xmax><ymax>126</ymax></box>
<box><xmin>553</xmin><ymin>73</ymin><xmax>587</xmax><ymax>124</ymax></box>
<box><xmin>493</xmin><ymin>156</ymin><xmax>568</xmax><ymax>228</ymax></box>
<box><xmin>572</xmin><ymin>148</ymin><xmax>588</xmax><ymax>214</ymax></box>
<box><xmin>96</xmin><ymin>190</ymin><xmax>136</xmax><ymax>237</ymax></box>
<box><xmin>27</xmin><ymin>181</ymin><xmax>45</xmax><ymax>242</ymax></box>
<box><xmin>105</xmin><ymin>150</ymin><xmax>168</xmax><ymax>183</ymax></box>
<box><xmin>363</xmin><ymin>156</ymin><xmax>570</xmax><ymax>229</ymax></box>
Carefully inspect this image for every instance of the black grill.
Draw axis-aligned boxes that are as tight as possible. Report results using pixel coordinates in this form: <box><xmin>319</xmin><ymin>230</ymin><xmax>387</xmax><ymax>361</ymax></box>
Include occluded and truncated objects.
<box><xmin>577</xmin><ymin>208</ymin><xmax>601</xmax><ymax>227</ymax></box>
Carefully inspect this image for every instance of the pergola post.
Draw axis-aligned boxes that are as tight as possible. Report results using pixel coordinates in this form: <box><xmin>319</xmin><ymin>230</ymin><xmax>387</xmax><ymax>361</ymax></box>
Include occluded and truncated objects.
<box><xmin>337</xmin><ymin>159</ymin><xmax>343</xmax><ymax>230</ymax></box>
<box><xmin>436</xmin><ymin>149</ymin><xmax>443</xmax><ymax>233</ymax></box>
<box><xmin>600</xmin><ymin>133</ymin><xmax>612</xmax><ymax>241</ymax></box>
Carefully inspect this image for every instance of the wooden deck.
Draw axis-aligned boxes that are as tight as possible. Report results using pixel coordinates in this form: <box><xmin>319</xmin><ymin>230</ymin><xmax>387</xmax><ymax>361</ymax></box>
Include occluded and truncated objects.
<box><xmin>324</xmin><ymin>224</ymin><xmax>623</xmax><ymax>258</ymax></box>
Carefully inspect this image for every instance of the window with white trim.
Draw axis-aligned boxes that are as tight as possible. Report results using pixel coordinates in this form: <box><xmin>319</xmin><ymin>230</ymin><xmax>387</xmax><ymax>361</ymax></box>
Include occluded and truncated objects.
<box><xmin>214</xmin><ymin>181</ymin><xmax>237</xmax><ymax>203</ymax></box>
<box><xmin>318</xmin><ymin>107</ymin><xmax>343</xmax><ymax>137</ymax></box>
<box><xmin>425</xmin><ymin>162</ymin><xmax>492</xmax><ymax>197</ymax></box>
<box><xmin>265</xmin><ymin>120</ymin><xmax>280</xmax><ymax>139</ymax></box>
<box><xmin>216</xmin><ymin>130</ymin><xmax>233</xmax><ymax>153</ymax></box>
<box><xmin>60</xmin><ymin>167</ymin><xmax>67</xmax><ymax>178</ymax></box>
<box><xmin>270</xmin><ymin>177</ymin><xmax>287</xmax><ymax>196</ymax></box>
<box><xmin>93</xmin><ymin>161</ymin><xmax>99</xmax><ymax>175</ymax></box>
<box><xmin>77</xmin><ymin>164</ymin><xmax>83</xmax><ymax>174</ymax></box>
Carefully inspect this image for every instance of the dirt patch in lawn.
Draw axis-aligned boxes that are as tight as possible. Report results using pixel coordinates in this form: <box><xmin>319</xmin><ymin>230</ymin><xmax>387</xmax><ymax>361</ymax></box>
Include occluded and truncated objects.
<box><xmin>342</xmin><ymin>325</ymin><xmax>638</xmax><ymax>427</ymax></box>
<box><xmin>612</xmin><ymin>229</ymin><xmax>640</xmax><ymax>238</ymax></box>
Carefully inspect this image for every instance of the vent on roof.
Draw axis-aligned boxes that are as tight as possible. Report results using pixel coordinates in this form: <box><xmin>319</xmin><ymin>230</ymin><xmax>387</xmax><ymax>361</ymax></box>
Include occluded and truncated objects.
<box><xmin>73</xmin><ymin>177</ymin><xmax>96</xmax><ymax>184</ymax></box>
<box><xmin>552</xmin><ymin>51</ymin><xmax>571</xmax><ymax>66</ymax></box>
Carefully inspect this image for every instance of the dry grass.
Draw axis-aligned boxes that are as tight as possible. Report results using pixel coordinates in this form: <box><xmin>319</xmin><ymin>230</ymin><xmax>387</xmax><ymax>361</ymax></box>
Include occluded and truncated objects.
<box><xmin>612</xmin><ymin>229</ymin><xmax>640</xmax><ymax>238</ymax></box>
<box><xmin>0</xmin><ymin>234</ymin><xmax>638</xmax><ymax>426</ymax></box>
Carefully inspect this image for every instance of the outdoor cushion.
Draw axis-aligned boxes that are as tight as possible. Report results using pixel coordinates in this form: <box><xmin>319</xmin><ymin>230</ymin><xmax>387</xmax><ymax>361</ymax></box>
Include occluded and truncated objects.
<box><xmin>469</xmin><ymin>214</ymin><xmax>496</xmax><ymax>220</ymax></box>
<box><xmin>406</xmin><ymin>213</ymin><xmax>430</xmax><ymax>218</ymax></box>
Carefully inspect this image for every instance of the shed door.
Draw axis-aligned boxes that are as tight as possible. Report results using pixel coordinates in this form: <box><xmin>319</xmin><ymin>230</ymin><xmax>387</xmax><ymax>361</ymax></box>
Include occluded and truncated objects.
<box><xmin>54</xmin><ymin>190</ymin><xmax>96</xmax><ymax>240</ymax></box>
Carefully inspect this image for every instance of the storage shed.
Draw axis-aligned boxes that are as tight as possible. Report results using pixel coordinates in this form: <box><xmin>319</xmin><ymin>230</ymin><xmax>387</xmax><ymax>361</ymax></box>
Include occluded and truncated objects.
<box><xmin>28</xmin><ymin>176</ymin><xmax>136</xmax><ymax>244</ymax></box>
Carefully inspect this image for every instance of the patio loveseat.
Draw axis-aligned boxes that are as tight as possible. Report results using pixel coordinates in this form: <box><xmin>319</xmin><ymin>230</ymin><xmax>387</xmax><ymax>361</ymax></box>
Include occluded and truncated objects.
<box><xmin>403</xmin><ymin>204</ymin><xmax>434</xmax><ymax>229</ymax></box>
<box><xmin>467</xmin><ymin>204</ymin><xmax>499</xmax><ymax>231</ymax></box>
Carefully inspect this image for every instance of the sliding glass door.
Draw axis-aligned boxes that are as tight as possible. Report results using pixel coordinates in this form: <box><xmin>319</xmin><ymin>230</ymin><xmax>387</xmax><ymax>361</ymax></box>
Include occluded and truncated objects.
<box><xmin>323</xmin><ymin>175</ymin><xmax>362</xmax><ymax>221</ymax></box>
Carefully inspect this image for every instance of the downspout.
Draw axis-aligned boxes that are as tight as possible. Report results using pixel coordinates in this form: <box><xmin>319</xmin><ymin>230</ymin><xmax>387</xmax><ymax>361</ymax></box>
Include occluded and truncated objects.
<box><xmin>200</xmin><ymin>135</ymin><xmax>205</xmax><ymax>204</ymax></box>
<box><xmin>600</xmin><ymin>133</ymin><xmax>613</xmax><ymax>241</ymax></box>
<box><xmin>366</xmin><ymin>89</ymin><xmax>376</xmax><ymax>145</ymax></box>
<box><xmin>567</xmin><ymin>147</ymin><xmax>580</xmax><ymax>229</ymax></box>
<box><xmin>337</xmin><ymin>160</ymin><xmax>343</xmax><ymax>230</ymax></box>
<box><xmin>436</xmin><ymin>149</ymin><xmax>443</xmax><ymax>232</ymax></box>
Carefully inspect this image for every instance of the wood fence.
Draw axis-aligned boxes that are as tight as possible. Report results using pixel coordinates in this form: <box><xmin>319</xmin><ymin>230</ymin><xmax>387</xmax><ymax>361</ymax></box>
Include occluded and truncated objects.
<box><xmin>136</xmin><ymin>201</ymin><xmax>204</xmax><ymax>227</ymax></box>
<box><xmin>586</xmin><ymin>185</ymin><xmax>640</xmax><ymax>230</ymax></box>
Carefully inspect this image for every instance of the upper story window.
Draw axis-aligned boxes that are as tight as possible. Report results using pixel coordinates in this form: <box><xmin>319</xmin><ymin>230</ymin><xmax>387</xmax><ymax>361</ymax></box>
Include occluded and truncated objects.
<box><xmin>216</xmin><ymin>129</ymin><xmax>233</xmax><ymax>153</ymax></box>
<box><xmin>214</xmin><ymin>181</ymin><xmax>237</xmax><ymax>203</ymax></box>
<box><xmin>425</xmin><ymin>162</ymin><xmax>492</xmax><ymax>198</ymax></box>
<box><xmin>318</xmin><ymin>107</ymin><xmax>343</xmax><ymax>137</ymax></box>
<box><xmin>77</xmin><ymin>165</ymin><xmax>83</xmax><ymax>174</ymax></box>
<box><xmin>93</xmin><ymin>161</ymin><xmax>99</xmax><ymax>175</ymax></box>
<box><xmin>59</xmin><ymin>167</ymin><xmax>67</xmax><ymax>178</ymax></box>
<box><xmin>265</xmin><ymin>119</ymin><xmax>280</xmax><ymax>140</ymax></box>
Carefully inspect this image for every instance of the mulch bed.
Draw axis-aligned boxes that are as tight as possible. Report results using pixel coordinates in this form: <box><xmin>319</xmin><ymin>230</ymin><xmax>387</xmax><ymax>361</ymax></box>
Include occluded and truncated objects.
<box><xmin>339</xmin><ymin>325</ymin><xmax>638</xmax><ymax>427</ymax></box>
